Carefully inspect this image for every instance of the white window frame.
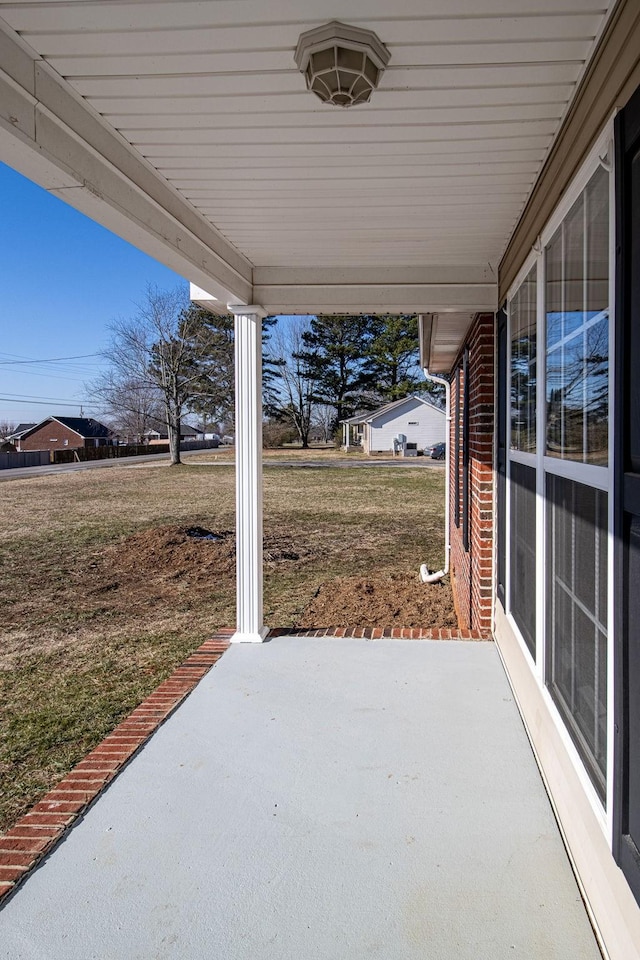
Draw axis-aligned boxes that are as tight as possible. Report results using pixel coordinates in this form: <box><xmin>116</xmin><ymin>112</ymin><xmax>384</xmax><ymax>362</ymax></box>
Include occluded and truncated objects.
<box><xmin>504</xmin><ymin>120</ymin><xmax>615</xmax><ymax>838</ymax></box>
<box><xmin>506</xmin><ymin>248</ymin><xmax>539</xmax><ymax>675</ymax></box>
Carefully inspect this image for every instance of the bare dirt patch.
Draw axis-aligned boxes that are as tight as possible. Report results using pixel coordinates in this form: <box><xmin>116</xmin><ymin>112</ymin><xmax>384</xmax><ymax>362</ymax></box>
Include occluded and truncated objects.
<box><xmin>298</xmin><ymin>573</ymin><xmax>456</xmax><ymax>630</ymax></box>
<box><xmin>71</xmin><ymin>525</ymin><xmax>456</xmax><ymax>631</ymax></box>
<box><xmin>87</xmin><ymin>523</ymin><xmax>319</xmax><ymax>598</ymax></box>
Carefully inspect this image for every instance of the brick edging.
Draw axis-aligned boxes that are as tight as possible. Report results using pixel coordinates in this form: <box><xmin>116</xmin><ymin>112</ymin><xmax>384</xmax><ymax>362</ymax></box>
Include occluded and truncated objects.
<box><xmin>0</xmin><ymin>632</ymin><xmax>231</xmax><ymax>905</ymax></box>
<box><xmin>268</xmin><ymin>626</ymin><xmax>490</xmax><ymax>640</ymax></box>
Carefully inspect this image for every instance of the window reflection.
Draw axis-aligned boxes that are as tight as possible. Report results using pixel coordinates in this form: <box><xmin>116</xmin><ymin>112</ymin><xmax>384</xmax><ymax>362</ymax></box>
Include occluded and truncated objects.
<box><xmin>510</xmin><ymin>265</ymin><xmax>537</xmax><ymax>453</ymax></box>
<box><xmin>545</xmin><ymin>165</ymin><xmax>609</xmax><ymax>464</ymax></box>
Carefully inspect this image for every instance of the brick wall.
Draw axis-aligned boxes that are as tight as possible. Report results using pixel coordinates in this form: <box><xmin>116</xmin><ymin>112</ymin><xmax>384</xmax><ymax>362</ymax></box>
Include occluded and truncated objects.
<box><xmin>448</xmin><ymin>313</ymin><xmax>495</xmax><ymax>632</ymax></box>
<box><xmin>19</xmin><ymin>421</ymin><xmax>85</xmax><ymax>452</ymax></box>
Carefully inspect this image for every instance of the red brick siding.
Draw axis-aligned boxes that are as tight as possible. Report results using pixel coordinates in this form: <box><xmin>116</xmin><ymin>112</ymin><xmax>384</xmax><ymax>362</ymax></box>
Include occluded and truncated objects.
<box><xmin>19</xmin><ymin>422</ymin><xmax>106</xmax><ymax>452</ymax></box>
<box><xmin>449</xmin><ymin>313</ymin><xmax>495</xmax><ymax>632</ymax></box>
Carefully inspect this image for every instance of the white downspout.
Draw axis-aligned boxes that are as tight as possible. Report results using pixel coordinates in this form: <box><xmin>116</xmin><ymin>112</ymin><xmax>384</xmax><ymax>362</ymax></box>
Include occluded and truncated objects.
<box><xmin>420</xmin><ymin>368</ymin><xmax>451</xmax><ymax>584</ymax></box>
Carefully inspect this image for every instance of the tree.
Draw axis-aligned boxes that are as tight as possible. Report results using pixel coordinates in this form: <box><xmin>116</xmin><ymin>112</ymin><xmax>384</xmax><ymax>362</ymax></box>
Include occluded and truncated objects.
<box><xmin>0</xmin><ymin>420</ymin><xmax>17</xmax><ymax>439</ymax></box>
<box><xmin>265</xmin><ymin>318</ymin><xmax>318</xmax><ymax>448</ymax></box>
<box><xmin>178</xmin><ymin>305</ymin><xmax>235</xmax><ymax>431</ymax></box>
<box><xmin>298</xmin><ymin>314</ymin><xmax>379</xmax><ymax>430</ymax></box>
<box><xmin>90</xmin><ymin>371</ymin><xmax>165</xmax><ymax>442</ymax></box>
<box><xmin>312</xmin><ymin>404</ymin><xmax>337</xmax><ymax>444</ymax></box>
<box><xmin>92</xmin><ymin>286</ymin><xmax>230</xmax><ymax>465</ymax></box>
<box><xmin>367</xmin><ymin>314</ymin><xmax>422</xmax><ymax>401</ymax></box>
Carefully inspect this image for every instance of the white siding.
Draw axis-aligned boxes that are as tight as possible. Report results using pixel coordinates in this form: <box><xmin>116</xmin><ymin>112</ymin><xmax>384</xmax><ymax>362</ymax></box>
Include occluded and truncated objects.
<box><xmin>368</xmin><ymin>398</ymin><xmax>446</xmax><ymax>452</ymax></box>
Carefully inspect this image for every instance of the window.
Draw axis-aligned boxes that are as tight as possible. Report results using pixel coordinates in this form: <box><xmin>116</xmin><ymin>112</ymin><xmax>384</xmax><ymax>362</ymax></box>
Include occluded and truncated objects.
<box><xmin>506</xmin><ymin>146</ymin><xmax>611</xmax><ymax>806</ymax></box>
<box><xmin>462</xmin><ymin>347</ymin><xmax>470</xmax><ymax>552</ymax></box>
<box><xmin>546</xmin><ymin>475</ymin><xmax>608</xmax><ymax>801</ymax></box>
<box><xmin>545</xmin><ymin>165</ymin><xmax>609</xmax><ymax>465</ymax></box>
<box><xmin>510</xmin><ymin>461</ymin><xmax>537</xmax><ymax>659</ymax></box>
<box><xmin>510</xmin><ymin>265</ymin><xmax>537</xmax><ymax>453</ymax></box>
<box><xmin>508</xmin><ymin>267</ymin><xmax>538</xmax><ymax>659</ymax></box>
<box><xmin>454</xmin><ymin>366</ymin><xmax>461</xmax><ymax>527</ymax></box>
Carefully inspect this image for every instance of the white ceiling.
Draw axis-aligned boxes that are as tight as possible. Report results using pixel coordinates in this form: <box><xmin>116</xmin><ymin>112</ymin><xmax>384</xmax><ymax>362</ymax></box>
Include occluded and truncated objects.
<box><xmin>0</xmin><ymin>0</ymin><xmax>615</xmax><ymax>367</ymax></box>
<box><xmin>0</xmin><ymin>0</ymin><xmax>614</xmax><ymax>278</ymax></box>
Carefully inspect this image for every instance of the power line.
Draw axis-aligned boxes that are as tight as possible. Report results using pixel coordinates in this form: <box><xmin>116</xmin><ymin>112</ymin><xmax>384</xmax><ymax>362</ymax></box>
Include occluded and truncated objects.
<box><xmin>0</xmin><ymin>396</ymin><xmax>90</xmax><ymax>408</ymax></box>
<box><xmin>0</xmin><ymin>352</ymin><xmax>101</xmax><ymax>365</ymax></box>
<box><xmin>0</xmin><ymin>368</ymin><xmax>92</xmax><ymax>384</ymax></box>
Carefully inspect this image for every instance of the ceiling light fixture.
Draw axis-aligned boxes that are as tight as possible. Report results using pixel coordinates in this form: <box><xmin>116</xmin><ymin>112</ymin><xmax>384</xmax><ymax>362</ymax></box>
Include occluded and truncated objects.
<box><xmin>294</xmin><ymin>21</ymin><xmax>390</xmax><ymax>108</ymax></box>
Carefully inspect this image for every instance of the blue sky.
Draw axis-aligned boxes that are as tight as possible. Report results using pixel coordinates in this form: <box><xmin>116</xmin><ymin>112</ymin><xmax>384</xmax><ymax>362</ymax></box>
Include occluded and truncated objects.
<box><xmin>0</xmin><ymin>161</ymin><xmax>185</xmax><ymax>424</ymax></box>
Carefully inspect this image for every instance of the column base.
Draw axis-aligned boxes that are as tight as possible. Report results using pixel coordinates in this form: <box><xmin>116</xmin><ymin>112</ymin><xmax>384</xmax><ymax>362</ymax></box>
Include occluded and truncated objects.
<box><xmin>230</xmin><ymin>626</ymin><xmax>269</xmax><ymax>643</ymax></box>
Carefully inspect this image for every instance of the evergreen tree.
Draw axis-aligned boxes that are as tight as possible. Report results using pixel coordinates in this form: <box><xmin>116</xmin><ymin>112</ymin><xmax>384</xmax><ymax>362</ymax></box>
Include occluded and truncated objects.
<box><xmin>367</xmin><ymin>314</ymin><xmax>421</xmax><ymax>401</ymax></box>
<box><xmin>298</xmin><ymin>314</ymin><xmax>379</xmax><ymax>429</ymax></box>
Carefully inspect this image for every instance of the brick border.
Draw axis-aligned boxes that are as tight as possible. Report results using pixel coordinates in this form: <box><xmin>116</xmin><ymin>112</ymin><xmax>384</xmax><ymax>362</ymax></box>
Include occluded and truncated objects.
<box><xmin>0</xmin><ymin>623</ymin><xmax>490</xmax><ymax>904</ymax></box>
<box><xmin>0</xmin><ymin>633</ymin><xmax>231</xmax><ymax>905</ymax></box>
<box><xmin>268</xmin><ymin>626</ymin><xmax>490</xmax><ymax>640</ymax></box>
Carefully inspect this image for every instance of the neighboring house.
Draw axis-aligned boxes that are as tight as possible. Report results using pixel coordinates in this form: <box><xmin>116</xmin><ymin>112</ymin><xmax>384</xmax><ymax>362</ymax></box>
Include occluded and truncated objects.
<box><xmin>341</xmin><ymin>396</ymin><xmax>445</xmax><ymax>454</ymax></box>
<box><xmin>2</xmin><ymin>4</ymin><xmax>640</xmax><ymax>956</ymax></box>
<box><xmin>7</xmin><ymin>423</ymin><xmax>36</xmax><ymax>447</ymax></box>
<box><xmin>15</xmin><ymin>417</ymin><xmax>113</xmax><ymax>452</ymax></box>
<box><xmin>144</xmin><ymin>424</ymin><xmax>201</xmax><ymax>444</ymax></box>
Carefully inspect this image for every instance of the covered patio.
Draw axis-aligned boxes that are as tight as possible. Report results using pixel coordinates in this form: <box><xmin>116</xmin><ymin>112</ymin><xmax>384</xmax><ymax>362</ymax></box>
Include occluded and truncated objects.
<box><xmin>0</xmin><ymin>0</ymin><xmax>618</xmax><ymax>642</ymax></box>
<box><xmin>2</xmin><ymin>1</ymin><xmax>640</xmax><ymax>955</ymax></box>
<box><xmin>0</xmin><ymin>636</ymin><xmax>601</xmax><ymax>959</ymax></box>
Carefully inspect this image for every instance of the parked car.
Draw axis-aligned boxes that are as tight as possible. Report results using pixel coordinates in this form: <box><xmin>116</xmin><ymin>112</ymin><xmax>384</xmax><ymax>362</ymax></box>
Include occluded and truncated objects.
<box><xmin>428</xmin><ymin>441</ymin><xmax>446</xmax><ymax>460</ymax></box>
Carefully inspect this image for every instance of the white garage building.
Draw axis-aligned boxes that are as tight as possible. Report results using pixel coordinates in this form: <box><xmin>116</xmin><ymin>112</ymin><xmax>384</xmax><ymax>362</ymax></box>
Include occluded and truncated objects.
<box><xmin>342</xmin><ymin>395</ymin><xmax>446</xmax><ymax>454</ymax></box>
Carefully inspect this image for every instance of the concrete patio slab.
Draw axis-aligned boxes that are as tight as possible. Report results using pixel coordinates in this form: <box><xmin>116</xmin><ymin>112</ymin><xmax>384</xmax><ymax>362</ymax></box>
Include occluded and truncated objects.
<box><xmin>0</xmin><ymin>638</ymin><xmax>601</xmax><ymax>960</ymax></box>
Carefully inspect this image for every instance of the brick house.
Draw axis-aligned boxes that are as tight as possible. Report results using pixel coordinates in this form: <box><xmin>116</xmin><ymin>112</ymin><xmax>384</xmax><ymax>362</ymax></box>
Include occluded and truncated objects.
<box><xmin>16</xmin><ymin>417</ymin><xmax>113</xmax><ymax>453</ymax></box>
<box><xmin>2</xmin><ymin>2</ymin><xmax>640</xmax><ymax>955</ymax></box>
<box><xmin>427</xmin><ymin>314</ymin><xmax>495</xmax><ymax>634</ymax></box>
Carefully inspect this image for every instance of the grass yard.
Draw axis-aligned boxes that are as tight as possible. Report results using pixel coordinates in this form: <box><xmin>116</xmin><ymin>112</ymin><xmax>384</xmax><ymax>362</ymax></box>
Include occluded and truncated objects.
<box><xmin>0</xmin><ymin>460</ymin><xmax>448</xmax><ymax>832</ymax></box>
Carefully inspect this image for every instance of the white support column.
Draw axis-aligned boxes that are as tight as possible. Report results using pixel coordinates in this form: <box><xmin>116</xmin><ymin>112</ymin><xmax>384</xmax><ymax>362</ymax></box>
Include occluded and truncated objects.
<box><xmin>229</xmin><ymin>304</ymin><xmax>269</xmax><ymax>643</ymax></box>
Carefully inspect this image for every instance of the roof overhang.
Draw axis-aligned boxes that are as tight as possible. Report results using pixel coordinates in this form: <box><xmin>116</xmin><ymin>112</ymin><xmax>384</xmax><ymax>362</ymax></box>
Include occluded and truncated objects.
<box><xmin>0</xmin><ymin>2</ymin><xmax>617</xmax><ymax>338</ymax></box>
<box><xmin>419</xmin><ymin>312</ymin><xmax>479</xmax><ymax>375</ymax></box>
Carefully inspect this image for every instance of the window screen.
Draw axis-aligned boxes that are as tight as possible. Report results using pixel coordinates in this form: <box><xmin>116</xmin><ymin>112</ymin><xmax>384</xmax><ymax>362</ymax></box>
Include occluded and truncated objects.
<box><xmin>545</xmin><ymin>165</ymin><xmax>609</xmax><ymax>465</ymax></box>
<box><xmin>546</xmin><ymin>474</ymin><xmax>608</xmax><ymax>801</ymax></box>
<box><xmin>510</xmin><ymin>461</ymin><xmax>537</xmax><ymax>659</ymax></box>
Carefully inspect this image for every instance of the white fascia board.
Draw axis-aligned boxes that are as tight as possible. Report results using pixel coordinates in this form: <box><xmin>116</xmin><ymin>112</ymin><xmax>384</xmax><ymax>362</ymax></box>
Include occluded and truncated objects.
<box><xmin>253</xmin><ymin>266</ymin><xmax>497</xmax><ymax>286</ymax></box>
<box><xmin>19</xmin><ymin>417</ymin><xmax>50</xmax><ymax>437</ymax></box>
<box><xmin>252</xmin><ymin>282</ymin><xmax>497</xmax><ymax>315</ymax></box>
<box><xmin>364</xmin><ymin>395</ymin><xmax>420</xmax><ymax>423</ymax></box>
<box><xmin>190</xmin><ymin>283</ymin><xmax>222</xmax><ymax>313</ymax></box>
<box><xmin>365</xmin><ymin>395</ymin><xmax>442</xmax><ymax>425</ymax></box>
<box><xmin>50</xmin><ymin>417</ymin><xmax>83</xmax><ymax>438</ymax></box>
<box><xmin>253</xmin><ymin>265</ymin><xmax>497</xmax><ymax>314</ymax></box>
<box><xmin>0</xmin><ymin>21</ymin><xmax>252</xmax><ymax>305</ymax></box>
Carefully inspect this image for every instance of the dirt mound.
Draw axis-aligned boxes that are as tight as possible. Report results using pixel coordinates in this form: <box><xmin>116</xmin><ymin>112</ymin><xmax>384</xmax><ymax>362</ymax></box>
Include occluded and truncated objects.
<box><xmin>102</xmin><ymin>525</ymin><xmax>236</xmax><ymax>583</ymax></box>
<box><xmin>74</xmin><ymin>526</ymin><xmax>456</xmax><ymax>630</ymax></box>
<box><xmin>298</xmin><ymin>573</ymin><xmax>457</xmax><ymax>630</ymax></box>
<box><xmin>90</xmin><ymin>524</ymin><xmax>316</xmax><ymax>593</ymax></box>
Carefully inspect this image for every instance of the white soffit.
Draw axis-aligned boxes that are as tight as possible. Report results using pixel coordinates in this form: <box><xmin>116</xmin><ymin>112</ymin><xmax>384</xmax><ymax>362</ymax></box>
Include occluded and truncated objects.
<box><xmin>0</xmin><ymin>0</ymin><xmax>615</xmax><ymax>317</ymax></box>
<box><xmin>431</xmin><ymin>313</ymin><xmax>478</xmax><ymax>373</ymax></box>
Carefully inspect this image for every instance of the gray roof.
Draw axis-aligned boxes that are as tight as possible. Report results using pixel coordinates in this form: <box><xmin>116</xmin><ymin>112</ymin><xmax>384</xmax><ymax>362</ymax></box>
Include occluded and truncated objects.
<box><xmin>9</xmin><ymin>422</ymin><xmax>36</xmax><ymax>438</ymax></box>
<box><xmin>19</xmin><ymin>417</ymin><xmax>112</xmax><ymax>440</ymax></box>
